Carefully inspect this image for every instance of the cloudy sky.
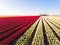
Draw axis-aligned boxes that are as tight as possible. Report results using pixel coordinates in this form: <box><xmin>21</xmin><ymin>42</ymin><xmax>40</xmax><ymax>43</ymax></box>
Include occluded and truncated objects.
<box><xmin>0</xmin><ymin>0</ymin><xmax>60</xmax><ymax>16</ymax></box>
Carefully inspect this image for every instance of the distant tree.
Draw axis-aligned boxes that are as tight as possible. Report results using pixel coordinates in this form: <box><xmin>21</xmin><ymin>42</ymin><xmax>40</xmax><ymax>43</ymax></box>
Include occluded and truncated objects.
<box><xmin>39</xmin><ymin>14</ymin><xmax>49</xmax><ymax>16</ymax></box>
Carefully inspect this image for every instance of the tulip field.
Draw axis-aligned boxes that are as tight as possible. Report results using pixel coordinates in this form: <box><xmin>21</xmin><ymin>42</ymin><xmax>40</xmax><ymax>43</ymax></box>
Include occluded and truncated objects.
<box><xmin>0</xmin><ymin>16</ymin><xmax>60</xmax><ymax>45</ymax></box>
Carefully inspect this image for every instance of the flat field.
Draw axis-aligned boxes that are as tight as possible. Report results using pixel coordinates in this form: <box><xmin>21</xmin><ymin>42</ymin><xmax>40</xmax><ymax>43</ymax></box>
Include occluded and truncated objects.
<box><xmin>0</xmin><ymin>16</ymin><xmax>60</xmax><ymax>45</ymax></box>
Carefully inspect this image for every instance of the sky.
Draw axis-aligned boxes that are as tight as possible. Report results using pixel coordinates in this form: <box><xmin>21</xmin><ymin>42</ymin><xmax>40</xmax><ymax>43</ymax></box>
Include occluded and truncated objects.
<box><xmin>0</xmin><ymin>0</ymin><xmax>60</xmax><ymax>16</ymax></box>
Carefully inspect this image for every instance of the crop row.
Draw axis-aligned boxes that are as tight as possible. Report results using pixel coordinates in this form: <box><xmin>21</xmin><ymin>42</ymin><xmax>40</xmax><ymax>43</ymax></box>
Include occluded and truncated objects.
<box><xmin>31</xmin><ymin>16</ymin><xmax>60</xmax><ymax>45</ymax></box>
<box><xmin>0</xmin><ymin>16</ymin><xmax>39</xmax><ymax>45</ymax></box>
<box><xmin>43</xmin><ymin>18</ymin><xmax>60</xmax><ymax>45</ymax></box>
<box><xmin>31</xmin><ymin>18</ymin><xmax>44</xmax><ymax>45</ymax></box>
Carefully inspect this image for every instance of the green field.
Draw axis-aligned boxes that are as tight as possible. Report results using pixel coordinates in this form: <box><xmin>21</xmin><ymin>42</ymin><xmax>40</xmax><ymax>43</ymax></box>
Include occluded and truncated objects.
<box><xmin>15</xmin><ymin>16</ymin><xmax>60</xmax><ymax>45</ymax></box>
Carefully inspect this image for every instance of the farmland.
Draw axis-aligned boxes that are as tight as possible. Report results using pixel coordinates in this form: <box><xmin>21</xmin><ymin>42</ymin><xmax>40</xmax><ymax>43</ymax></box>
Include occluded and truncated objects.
<box><xmin>31</xmin><ymin>16</ymin><xmax>60</xmax><ymax>45</ymax></box>
<box><xmin>0</xmin><ymin>16</ymin><xmax>39</xmax><ymax>45</ymax></box>
<box><xmin>0</xmin><ymin>16</ymin><xmax>60</xmax><ymax>45</ymax></box>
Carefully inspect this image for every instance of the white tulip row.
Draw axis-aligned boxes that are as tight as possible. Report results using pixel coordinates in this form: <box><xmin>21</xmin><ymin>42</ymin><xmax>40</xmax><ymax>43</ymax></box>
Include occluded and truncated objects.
<box><xmin>31</xmin><ymin>18</ymin><xmax>44</xmax><ymax>45</ymax></box>
<box><xmin>43</xmin><ymin>18</ymin><xmax>60</xmax><ymax>45</ymax></box>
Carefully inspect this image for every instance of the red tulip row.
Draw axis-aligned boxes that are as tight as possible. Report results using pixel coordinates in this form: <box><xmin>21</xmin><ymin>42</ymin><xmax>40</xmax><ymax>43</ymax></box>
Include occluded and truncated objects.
<box><xmin>0</xmin><ymin>16</ymin><xmax>39</xmax><ymax>45</ymax></box>
<box><xmin>0</xmin><ymin>16</ymin><xmax>36</xmax><ymax>30</ymax></box>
